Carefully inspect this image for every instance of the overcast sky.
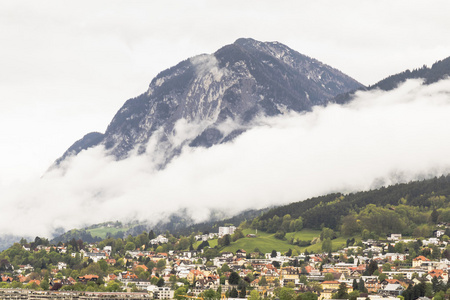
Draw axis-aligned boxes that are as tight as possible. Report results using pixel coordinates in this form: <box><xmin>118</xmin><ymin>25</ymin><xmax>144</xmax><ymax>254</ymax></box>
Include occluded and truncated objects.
<box><xmin>1</xmin><ymin>1</ymin><xmax>450</xmax><ymax>193</ymax></box>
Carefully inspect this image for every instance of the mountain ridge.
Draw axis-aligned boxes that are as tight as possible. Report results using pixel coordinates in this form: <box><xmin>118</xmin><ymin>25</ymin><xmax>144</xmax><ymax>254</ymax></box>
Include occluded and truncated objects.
<box><xmin>54</xmin><ymin>38</ymin><xmax>363</xmax><ymax>166</ymax></box>
<box><xmin>334</xmin><ymin>55</ymin><xmax>450</xmax><ymax>104</ymax></box>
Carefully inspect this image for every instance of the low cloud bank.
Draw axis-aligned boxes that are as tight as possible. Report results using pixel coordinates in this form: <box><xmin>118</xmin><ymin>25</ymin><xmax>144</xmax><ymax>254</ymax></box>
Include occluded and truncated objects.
<box><xmin>2</xmin><ymin>78</ymin><xmax>450</xmax><ymax>238</ymax></box>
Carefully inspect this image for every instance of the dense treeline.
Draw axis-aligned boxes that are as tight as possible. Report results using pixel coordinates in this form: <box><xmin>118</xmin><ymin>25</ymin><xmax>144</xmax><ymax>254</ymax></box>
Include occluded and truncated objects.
<box><xmin>334</xmin><ymin>55</ymin><xmax>450</xmax><ymax>105</ymax></box>
<box><xmin>52</xmin><ymin>229</ymin><xmax>102</xmax><ymax>244</ymax></box>
<box><xmin>259</xmin><ymin>175</ymin><xmax>450</xmax><ymax>231</ymax></box>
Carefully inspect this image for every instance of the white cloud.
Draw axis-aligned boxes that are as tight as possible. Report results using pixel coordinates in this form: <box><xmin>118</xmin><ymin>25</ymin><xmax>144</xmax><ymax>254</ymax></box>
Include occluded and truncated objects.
<box><xmin>1</xmin><ymin>0</ymin><xmax>450</xmax><ymax>190</ymax></box>
<box><xmin>1</xmin><ymin>78</ymin><xmax>450</xmax><ymax>238</ymax></box>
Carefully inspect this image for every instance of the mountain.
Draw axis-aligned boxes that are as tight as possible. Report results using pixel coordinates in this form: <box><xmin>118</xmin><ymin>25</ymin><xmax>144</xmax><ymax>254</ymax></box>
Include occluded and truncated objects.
<box><xmin>335</xmin><ymin>55</ymin><xmax>450</xmax><ymax>104</ymax></box>
<box><xmin>55</xmin><ymin>38</ymin><xmax>363</xmax><ymax>166</ymax></box>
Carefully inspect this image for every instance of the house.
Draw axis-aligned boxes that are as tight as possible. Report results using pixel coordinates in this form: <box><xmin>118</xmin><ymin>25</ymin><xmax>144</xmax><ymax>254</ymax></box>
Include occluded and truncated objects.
<box><xmin>106</xmin><ymin>274</ymin><xmax>117</xmax><ymax>281</ymax></box>
<box><xmin>134</xmin><ymin>264</ymin><xmax>149</xmax><ymax>272</ymax></box>
<box><xmin>387</xmin><ymin>234</ymin><xmax>402</xmax><ymax>241</ymax></box>
<box><xmin>84</xmin><ymin>252</ymin><xmax>107</xmax><ymax>262</ymax></box>
<box><xmin>280</xmin><ymin>267</ymin><xmax>299</xmax><ymax>286</ymax></box>
<box><xmin>427</xmin><ymin>269</ymin><xmax>448</xmax><ymax>283</ymax></box>
<box><xmin>1</xmin><ymin>276</ymin><xmax>13</xmax><ymax>283</ymax></box>
<box><xmin>221</xmin><ymin>252</ymin><xmax>234</xmax><ymax>259</ymax></box>
<box><xmin>378</xmin><ymin>283</ymin><xmax>404</xmax><ymax>296</ymax></box>
<box><xmin>195</xmin><ymin>275</ymin><xmax>220</xmax><ymax>290</ymax></box>
<box><xmin>422</xmin><ymin>238</ymin><xmax>440</xmax><ymax>246</ymax></box>
<box><xmin>361</xmin><ymin>276</ymin><xmax>381</xmax><ymax>293</ymax></box>
<box><xmin>148</xmin><ymin>286</ymin><xmax>174</xmax><ymax>299</ymax></box>
<box><xmin>187</xmin><ymin>269</ymin><xmax>204</xmax><ymax>284</ymax></box>
<box><xmin>103</xmin><ymin>246</ymin><xmax>112</xmax><ymax>255</ymax></box>
<box><xmin>134</xmin><ymin>281</ymin><xmax>153</xmax><ymax>291</ymax></box>
<box><xmin>236</xmin><ymin>249</ymin><xmax>247</xmax><ymax>258</ymax></box>
<box><xmin>28</xmin><ymin>279</ymin><xmax>40</xmax><ymax>286</ymax></box>
<box><xmin>412</xmin><ymin>256</ymin><xmax>430</xmax><ymax>268</ymax></box>
<box><xmin>385</xmin><ymin>253</ymin><xmax>408</xmax><ymax>262</ymax></box>
<box><xmin>434</xmin><ymin>230</ymin><xmax>446</xmax><ymax>238</ymax></box>
<box><xmin>120</xmin><ymin>271</ymin><xmax>138</xmax><ymax>283</ymax></box>
<box><xmin>321</xmin><ymin>281</ymin><xmax>340</xmax><ymax>290</ymax></box>
<box><xmin>77</xmin><ymin>274</ymin><xmax>99</xmax><ymax>283</ymax></box>
<box><xmin>320</xmin><ymin>289</ymin><xmax>337</xmax><ymax>300</ymax></box>
<box><xmin>151</xmin><ymin>235</ymin><xmax>169</xmax><ymax>245</ymax></box>
<box><xmin>57</xmin><ymin>262</ymin><xmax>67</xmax><ymax>270</ymax></box>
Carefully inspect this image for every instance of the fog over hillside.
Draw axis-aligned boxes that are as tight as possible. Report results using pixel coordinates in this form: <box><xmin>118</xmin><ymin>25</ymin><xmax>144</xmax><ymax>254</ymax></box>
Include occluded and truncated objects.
<box><xmin>2</xmin><ymin>78</ymin><xmax>450</xmax><ymax>237</ymax></box>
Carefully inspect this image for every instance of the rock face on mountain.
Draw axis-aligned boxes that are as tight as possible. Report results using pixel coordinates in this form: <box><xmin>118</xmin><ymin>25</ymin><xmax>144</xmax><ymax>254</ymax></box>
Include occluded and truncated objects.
<box><xmin>57</xmin><ymin>38</ymin><xmax>363</xmax><ymax>165</ymax></box>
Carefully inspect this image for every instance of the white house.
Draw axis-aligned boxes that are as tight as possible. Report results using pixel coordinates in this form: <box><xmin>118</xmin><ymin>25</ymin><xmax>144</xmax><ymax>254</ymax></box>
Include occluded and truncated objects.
<box><xmin>151</xmin><ymin>235</ymin><xmax>169</xmax><ymax>245</ymax></box>
<box><xmin>387</xmin><ymin>234</ymin><xmax>402</xmax><ymax>241</ymax></box>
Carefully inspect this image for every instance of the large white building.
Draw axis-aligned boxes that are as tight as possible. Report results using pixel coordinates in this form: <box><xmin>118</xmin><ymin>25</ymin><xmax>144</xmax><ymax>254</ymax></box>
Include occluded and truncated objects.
<box><xmin>148</xmin><ymin>286</ymin><xmax>174</xmax><ymax>299</ymax></box>
<box><xmin>218</xmin><ymin>226</ymin><xmax>236</xmax><ymax>237</ymax></box>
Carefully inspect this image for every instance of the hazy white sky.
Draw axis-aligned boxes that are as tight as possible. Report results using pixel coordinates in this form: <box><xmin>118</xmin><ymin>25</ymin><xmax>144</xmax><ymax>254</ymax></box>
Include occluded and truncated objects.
<box><xmin>1</xmin><ymin>0</ymin><xmax>450</xmax><ymax>185</ymax></box>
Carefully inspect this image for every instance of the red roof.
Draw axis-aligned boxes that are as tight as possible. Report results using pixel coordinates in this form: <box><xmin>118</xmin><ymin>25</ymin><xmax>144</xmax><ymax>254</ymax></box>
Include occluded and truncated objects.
<box><xmin>413</xmin><ymin>255</ymin><xmax>430</xmax><ymax>261</ymax></box>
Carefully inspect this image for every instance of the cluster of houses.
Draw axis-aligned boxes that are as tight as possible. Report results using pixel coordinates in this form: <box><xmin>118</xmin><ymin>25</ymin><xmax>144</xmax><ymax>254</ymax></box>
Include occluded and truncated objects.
<box><xmin>1</xmin><ymin>230</ymin><xmax>450</xmax><ymax>300</ymax></box>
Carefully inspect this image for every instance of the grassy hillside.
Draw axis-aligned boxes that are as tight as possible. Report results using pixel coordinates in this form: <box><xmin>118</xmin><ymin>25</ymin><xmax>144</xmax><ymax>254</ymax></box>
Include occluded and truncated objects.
<box><xmin>219</xmin><ymin>229</ymin><xmax>328</xmax><ymax>254</ymax></box>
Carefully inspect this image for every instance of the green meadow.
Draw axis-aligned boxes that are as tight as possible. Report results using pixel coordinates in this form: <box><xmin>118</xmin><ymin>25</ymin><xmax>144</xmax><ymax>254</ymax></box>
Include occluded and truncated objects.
<box><xmin>87</xmin><ymin>225</ymin><xmax>135</xmax><ymax>239</ymax></box>
<box><xmin>194</xmin><ymin>228</ymin><xmax>357</xmax><ymax>254</ymax></box>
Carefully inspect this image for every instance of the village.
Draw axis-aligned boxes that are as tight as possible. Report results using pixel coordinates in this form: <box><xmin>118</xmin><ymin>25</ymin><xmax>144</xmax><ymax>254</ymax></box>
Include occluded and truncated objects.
<box><xmin>0</xmin><ymin>226</ymin><xmax>449</xmax><ymax>300</ymax></box>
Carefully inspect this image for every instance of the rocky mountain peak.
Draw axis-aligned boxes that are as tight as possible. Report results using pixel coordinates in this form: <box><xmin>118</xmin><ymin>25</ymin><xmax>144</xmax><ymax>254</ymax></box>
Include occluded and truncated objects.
<box><xmin>55</xmin><ymin>39</ymin><xmax>363</xmax><ymax>166</ymax></box>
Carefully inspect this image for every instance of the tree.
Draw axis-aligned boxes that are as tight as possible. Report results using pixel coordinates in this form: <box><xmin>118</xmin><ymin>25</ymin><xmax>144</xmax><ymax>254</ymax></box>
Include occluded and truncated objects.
<box><xmin>358</xmin><ymin>279</ymin><xmax>367</xmax><ymax>293</ymax></box>
<box><xmin>238</xmin><ymin>285</ymin><xmax>246</xmax><ymax>298</ymax></box>
<box><xmin>157</xmin><ymin>277</ymin><xmax>165</xmax><ymax>287</ymax></box>
<box><xmin>333</xmin><ymin>283</ymin><xmax>348</xmax><ymax>299</ymax></box>
<box><xmin>125</xmin><ymin>242</ymin><xmax>136</xmax><ymax>251</ymax></box>
<box><xmin>249</xmin><ymin>289</ymin><xmax>260</xmax><ymax>300</ymax></box>
<box><xmin>271</xmin><ymin>250</ymin><xmax>277</xmax><ymax>258</ymax></box>
<box><xmin>431</xmin><ymin>209</ymin><xmax>439</xmax><ymax>223</ymax></box>
<box><xmin>285</xmin><ymin>249</ymin><xmax>292</xmax><ymax>257</ymax></box>
<box><xmin>382</xmin><ymin>263</ymin><xmax>391</xmax><ymax>272</ymax></box>
<box><xmin>378</xmin><ymin>273</ymin><xmax>388</xmax><ymax>282</ymax></box>
<box><xmin>229</xmin><ymin>272</ymin><xmax>240</xmax><ymax>285</ymax></box>
<box><xmin>299</xmin><ymin>275</ymin><xmax>308</xmax><ymax>284</ymax></box>
<box><xmin>352</xmin><ymin>279</ymin><xmax>358</xmax><ymax>291</ymax></box>
<box><xmin>221</xmin><ymin>263</ymin><xmax>230</xmax><ymax>272</ymax></box>
<box><xmin>40</xmin><ymin>277</ymin><xmax>49</xmax><ymax>290</ymax></box>
<box><xmin>218</xmin><ymin>235</ymin><xmax>231</xmax><ymax>247</ymax></box>
<box><xmin>278</xmin><ymin>287</ymin><xmax>296</xmax><ymax>300</ymax></box>
<box><xmin>298</xmin><ymin>292</ymin><xmax>318</xmax><ymax>300</ymax></box>
<box><xmin>204</xmin><ymin>289</ymin><xmax>217</xmax><ymax>300</ymax></box>
<box><xmin>365</xmin><ymin>260</ymin><xmax>378</xmax><ymax>276</ymax></box>
<box><xmin>341</xmin><ymin>215</ymin><xmax>360</xmax><ymax>236</ymax></box>
<box><xmin>320</xmin><ymin>228</ymin><xmax>335</xmax><ymax>240</ymax></box>
<box><xmin>259</xmin><ymin>276</ymin><xmax>267</xmax><ymax>286</ymax></box>
<box><xmin>230</xmin><ymin>288</ymin><xmax>238</xmax><ymax>298</ymax></box>
<box><xmin>98</xmin><ymin>259</ymin><xmax>108</xmax><ymax>273</ymax></box>
<box><xmin>177</xmin><ymin>237</ymin><xmax>190</xmax><ymax>251</ymax></box>
<box><xmin>322</xmin><ymin>238</ymin><xmax>332</xmax><ymax>253</ymax></box>
<box><xmin>232</xmin><ymin>229</ymin><xmax>244</xmax><ymax>242</ymax></box>
<box><xmin>275</xmin><ymin>230</ymin><xmax>286</xmax><ymax>240</ymax></box>
<box><xmin>197</xmin><ymin>240</ymin><xmax>210</xmax><ymax>251</ymax></box>
<box><xmin>156</xmin><ymin>259</ymin><xmax>166</xmax><ymax>271</ymax></box>
<box><xmin>106</xmin><ymin>281</ymin><xmax>121</xmax><ymax>292</ymax></box>
<box><xmin>348</xmin><ymin>290</ymin><xmax>360</xmax><ymax>300</ymax></box>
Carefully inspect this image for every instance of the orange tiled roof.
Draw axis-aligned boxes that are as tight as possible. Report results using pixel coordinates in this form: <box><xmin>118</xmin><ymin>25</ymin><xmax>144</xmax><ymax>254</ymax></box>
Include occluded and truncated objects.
<box><xmin>413</xmin><ymin>255</ymin><xmax>430</xmax><ymax>261</ymax></box>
